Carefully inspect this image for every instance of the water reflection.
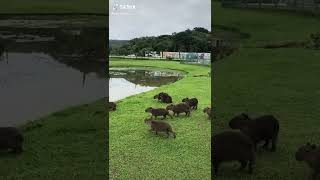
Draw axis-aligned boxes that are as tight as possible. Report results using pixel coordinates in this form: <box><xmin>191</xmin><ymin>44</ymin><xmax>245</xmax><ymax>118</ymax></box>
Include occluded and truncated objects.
<box><xmin>0</xmin><ymin>18</ymin><xmax>107</xmax><ymax>126</ymax></box>
<box><xmin>109</xmin><ymin>68</ymin><xmax>183</xmax><ymax>101</ymax></box>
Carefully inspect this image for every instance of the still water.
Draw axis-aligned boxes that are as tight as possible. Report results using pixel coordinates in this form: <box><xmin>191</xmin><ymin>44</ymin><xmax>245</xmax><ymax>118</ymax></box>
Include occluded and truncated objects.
<box><xmin>0</xmin><ymin>16</ymin><xmax>107</xmax><ymax>126</ymax></box>
<box><xmin>109</xmin><ymin>67</ymin><xmax>183</xmax><ymax>102</ymax></box>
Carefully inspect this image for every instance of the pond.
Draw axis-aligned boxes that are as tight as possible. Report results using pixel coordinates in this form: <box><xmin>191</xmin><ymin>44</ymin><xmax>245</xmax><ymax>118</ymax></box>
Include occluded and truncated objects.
<box><xmin>109</xmin><ymin>67</ymin><xmax>184</xmax><ymax>102</ymax></box>
<box><xmin>0</xmin><ymin>16</ymin><xmax>107</xmax><ymax>126</ymax></box>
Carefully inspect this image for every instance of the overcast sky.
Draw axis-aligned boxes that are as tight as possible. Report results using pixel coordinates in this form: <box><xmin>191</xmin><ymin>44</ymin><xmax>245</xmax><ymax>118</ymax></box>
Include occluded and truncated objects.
<box><xmin>109</xmin><ymin>0</ymin><xmax>211</xmax><ymax>40</ymax></box>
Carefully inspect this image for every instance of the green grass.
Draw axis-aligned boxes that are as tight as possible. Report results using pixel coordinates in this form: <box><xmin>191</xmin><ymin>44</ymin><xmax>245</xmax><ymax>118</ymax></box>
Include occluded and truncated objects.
<box><xmin>214</xmin><ymin>2</ymin><xmax>320</xmax><ymax>46</ymax></box>
<box><xmin>213</xmin><ymin>1</ymin><xmax>320</xmax><ymax>179</ymax></box>
<box><xmin>109</xmin><ymin>59</ymin><xmax>211</xmax><ymax>179</ymax></box>
<box><xmin>0</xmin><ymin>0</ymin><xmax>107</xmax><ymax>14</ymax></box>
<box><xmin>0</xmin><ymin>100</ymin><xmax>107</xmax><ymax>180</ymax></box>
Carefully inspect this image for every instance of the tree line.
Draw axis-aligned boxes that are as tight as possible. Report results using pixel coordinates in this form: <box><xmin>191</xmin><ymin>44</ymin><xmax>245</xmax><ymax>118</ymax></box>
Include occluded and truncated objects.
<box><xmin>109</xmin><ymin>27</ymin><xmax>211</xmax><ymax>56</ymax></box>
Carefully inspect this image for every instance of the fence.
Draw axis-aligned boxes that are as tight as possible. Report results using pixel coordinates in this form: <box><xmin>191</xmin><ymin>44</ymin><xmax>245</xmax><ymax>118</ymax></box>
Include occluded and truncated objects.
<box><xmin>160</xmin><ymin>52</ymin><xmax>211</xmax><ymax>65</ymax></box>
<box><xmin>110</xmin><ymin>52</ymin><xmax>212</xmax><ymax>66</ymax></box>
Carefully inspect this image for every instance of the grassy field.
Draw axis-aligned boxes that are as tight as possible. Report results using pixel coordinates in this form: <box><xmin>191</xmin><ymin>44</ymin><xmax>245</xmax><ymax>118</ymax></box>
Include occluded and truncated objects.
<box><xmin>213</xmin><ymin>1</ymin><xmax>320</xmax><ymax>179</ymax></box>
<box><xmin>109</xmin><ymin>59</ymin><xmax>211</xmax><ymax>179</ymax></box>
<box><xmin>0</xmin><ymin>99</ymin><xmax>107</xmax><ymax>179</ymax></box>
<box><xmin>0</xmin><ymin>0</ymin><xmax>107</xmax><ymax>14</ymax></box>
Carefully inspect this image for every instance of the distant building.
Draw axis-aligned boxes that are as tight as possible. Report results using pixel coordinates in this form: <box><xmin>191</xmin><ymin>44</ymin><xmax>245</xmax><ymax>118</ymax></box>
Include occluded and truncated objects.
<box><xmin>127</xmin><ymin>54</ymin><xmax>136</xmax><ymax>57</ymax></box>
<box><xmin>145</xmin><ymin>51</ymin><xmax>159</xmax><ymax>57</ymax></box>
<box><xmin>160</xmin><ymin>51</ymin><xmax>211</xmax><ymax>61</ymax></box>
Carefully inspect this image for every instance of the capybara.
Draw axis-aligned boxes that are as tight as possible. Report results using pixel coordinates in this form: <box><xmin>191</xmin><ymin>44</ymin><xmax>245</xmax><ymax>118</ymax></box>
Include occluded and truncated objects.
<box><xmin>296</xmin><ymin>143</ymin><xmax>320</xmax><ymax>180</ymax></box>
<box><xmin>145</xmin><ymin>107</ymin><xmax>172</xmax><ymax>119</ymax></box>
<box><xmin>203</xmin><ymin>107</ymin><xmax>212</xmax><ymax>120</ymax></box>
<box><xmin>144</xmin><ymin>119</ymin><xmax>176</xmax><ymax>138</ymax></box>
<box><xmin>212</xmin><ymin>131</ymin><xmax>255</xmax><ymax>175</ymax></box>
<box><xmin>182</xmin><ymin>97</ymin><xmax>198</xmax><ymax>110</ymax></box>
<box><xmin>154</xmin><ymin>92</ymin><xmax>172</xmax><ymax>103</ymax></box>
<box><xmin>229</xmin><ymin>113</ymin><xmax>279</xmax><ymax>152</ymax></box>
<box><xmin>161</xmin><ymin>95</ymin><xmax>173</xmax><ymax>103</ymax></box>
<box><xmin>0</xmin><ymin>127</ymin><xmax>23</xmax><ymax>153</ymax></box>
<box><xmin>108</xmin><ymin>102</ymin><xmax>116</xmax><ymax>111</ymax></box>
<box><xmin>166</xmin><ymin>103</ymin><xmax>191</xmax><ymax>117</ymax></box>
<box><xmin>153</xmin><ymin>92</ymin><xmax>168</xmax><ymax>101</ymax></box>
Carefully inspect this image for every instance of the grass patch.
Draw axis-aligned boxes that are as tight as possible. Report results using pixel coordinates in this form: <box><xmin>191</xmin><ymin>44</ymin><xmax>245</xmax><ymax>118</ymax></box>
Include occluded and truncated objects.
<box><xmin>0</xmin><ymin>99</ymin><xmax>107</xmax><ymax>179</ymax></box>
<box><xmin>109</xmin><ymin>59</ymin><xmax>211</xmax><ymax>179</ymax></box>
<box><xmin>214</xmin><ymin>1</ymin><xmax>320</xmax><ymax>47</ymax></box>
<box><xmin>213</xmin><ymin>1</ymin><xmax>320</xmax><ymax>179</ymax></box>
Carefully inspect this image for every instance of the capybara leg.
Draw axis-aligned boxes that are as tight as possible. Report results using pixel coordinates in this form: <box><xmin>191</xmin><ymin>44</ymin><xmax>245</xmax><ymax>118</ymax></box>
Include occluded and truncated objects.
<box><xmin>248</xmin><ymin>160</ymin><xmax>254</xmax><ymax>174</ymax></box>
<box><xmin>253</xmin><ymin>142</ymin><xmax>258</xmax><ymax>152</ymax></box>
<box><xmin>263</xmin><ymin>139</ymin><xmax>269</xmax><ymax>150</ymax></box>
<box><xmin>239</xmin><ymin>160</ymin><xmax>247</xmax><ymax>171</ymax></box>
<box><xmin>11</xmin><ymin>146</ymin><xmax>23</xmax><ymax>154</ymax></box>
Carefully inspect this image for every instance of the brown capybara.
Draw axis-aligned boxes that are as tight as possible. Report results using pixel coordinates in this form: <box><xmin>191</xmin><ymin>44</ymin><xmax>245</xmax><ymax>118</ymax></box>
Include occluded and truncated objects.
<box><xmin>296</xmin><ymin>143</ymin><xmax>320</xmax><ymax>180</ymax></box>
<box><xmin>212</xmin><ymin>131</ymin><xmax>255</xmax><ymax>175</ymax></box>
<box><xmin>145</xmin><ymin>107</ymin><xmax>172</xmax><ymax>119</ymax></box>
<box><xmin>203</xmin><ymin>107</ymin><xmax>212</xmax><ymax>120</ymax></box>
<box><xmin>153</xmin><ymin>92</ymin><xmax>169</xmax><ymax>101</ymax></box>
<box><xmin>108</xmin><ymin>102</ymin><xmax>116</xmax><ymax>111</ymax></box>
<box><xmin>154</xmin><ymin>92</ymin><xmax>172</xmax><ymax>103</ymax></box>
<box><xmin>166</xmin><ymin>103</ymin><xmax>191</xmax><ymax>117</ymax></box>
<box><xmin>0</xmin><ymin>127</ymin><xmax>23</xmax><ymax>153</ymax></box>
<box><xmin>144</xmin><ymin>119</ymin><xmax>176</xmax><ymax>138</ymax></box>
<box><xmin>182</xmin><ymin>97</ymin><xmax>198</xmax><ymax>110</ymax></box>
<box><xmin>229</xmin><ymin>113</ymin><xmax>279</xmax><ymax>152</ymax></box>
<box><xmin>161</xmin><ymin>95</ymin><xmax>173</xmax><ymax>103</ymax></box>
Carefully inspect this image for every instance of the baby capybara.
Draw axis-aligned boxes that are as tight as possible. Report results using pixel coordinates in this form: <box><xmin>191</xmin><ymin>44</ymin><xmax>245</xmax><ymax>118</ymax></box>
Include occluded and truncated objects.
<box><xmin>182</xmin><ymin>97</ymin><xmax>198</xmax><ymax>110</ymax></box>
<box><xmin>144</xmin><ymin>119</ymin><xmax>176</xmax><ymax>138</ymax></box>
<box><xmin>212</xmin><ymin>131</ymin><xmax>255</xmax><ymax>175</ymax></box>
<box><xmin>166</xmin><ymin>103</ymin><xmax>191</xmax><ymax>117</ymax></box>
<box><xmin>108</xmin><ymin>102</ymin><xmax>116</xmax><ymax>111</ymax></box>
<box><xmin>203</xmin><ymin>107</ymin><xmax>212</xmax><ymax>120</ymax></box>
<box><xmin>229</xmin><ymin>113</ymin><xmax>279</xmax><ymax>152</ymax></box>
<box><xmin>145</xmin><ymin>107</ymin><xmax>172</xmax><ymax>119</ymax></box>
<box><xmin>0</xmin><ymin>127</ymin><xmax>23</xmax><ymax>153</ymax></box>
<box><xmin>296</xmin><ymin>143</ymin><xmax>320</xmax><ymax>180</ymax></box>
